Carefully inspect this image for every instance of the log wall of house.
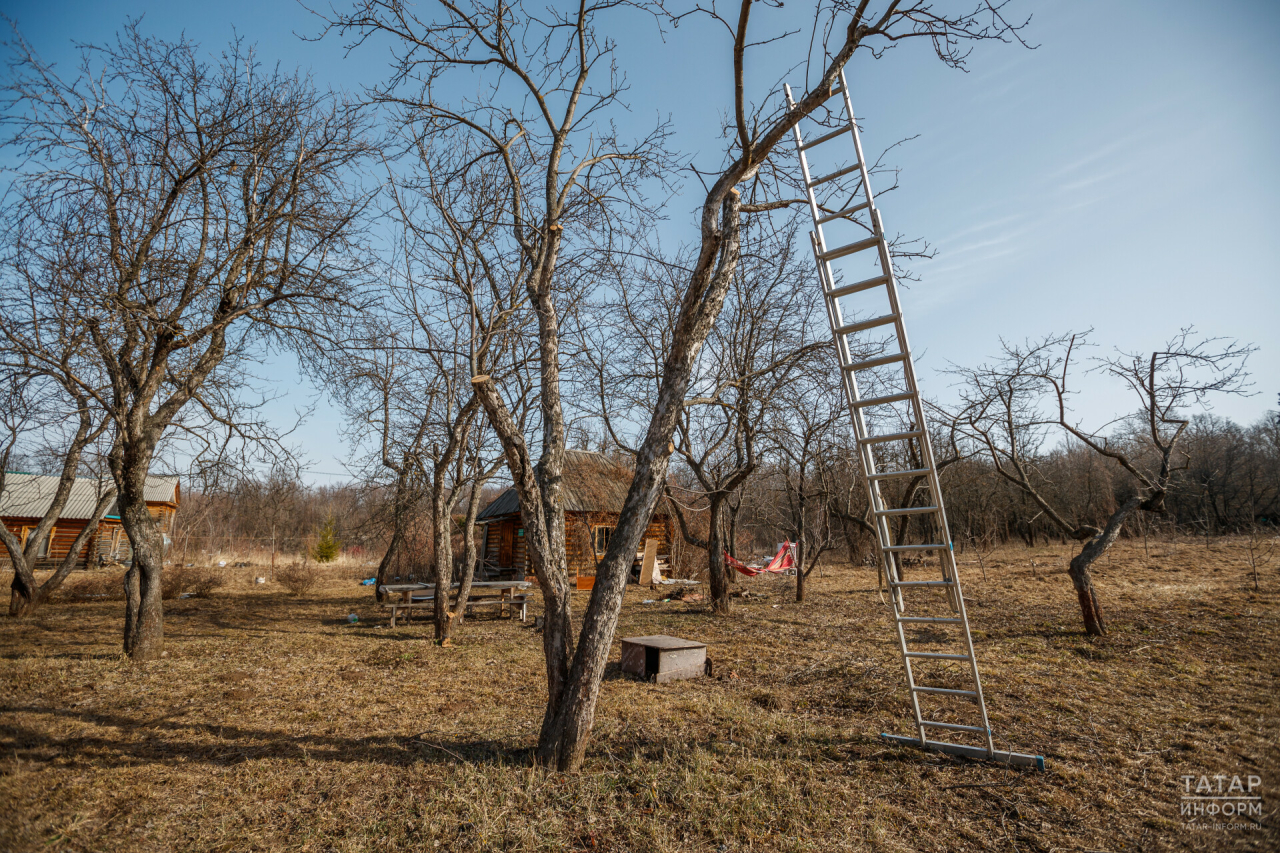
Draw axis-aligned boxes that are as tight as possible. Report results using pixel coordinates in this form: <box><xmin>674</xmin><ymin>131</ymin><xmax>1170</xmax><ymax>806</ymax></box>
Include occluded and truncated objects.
<box><xmin>482</xmin><ymin>511</ymin><xmax>670</xmax><ymax>580</ymax></box>
<box><xmin>564</xmin><ymin>511</ymin><xmax>671</xmax><ymax>580</ymax></box>
<box><xmin>482</xmin><ymin>518</ymin><xmax>526</xmax><ymax>571</ymax></box>
<box><xmin>1</xmin><ymin>503</ymin><xmax>177</xmax><ymax>571</ymax></box>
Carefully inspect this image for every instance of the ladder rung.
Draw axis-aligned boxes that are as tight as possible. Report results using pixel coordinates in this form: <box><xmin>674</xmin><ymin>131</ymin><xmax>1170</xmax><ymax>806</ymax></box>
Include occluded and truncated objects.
<box><xmin>875</xmin><ymin>505</ymin><xmax>939</xmax><ymax>517</ymax></box>
<box><xmin>827</xmin><ymin>273</ymin><xmax>888</xmax><ymax>299</ymax></box>
<box><xmin>891</xmin><ymin>580</ymin><xmax>955</xmax><ymax>588</ymax></box>
<box><xmin>830</xmin><ymin>84</ymin><xmax>844</xmax><ymax>97</ymax></box>
<box><xmin>852</xmin><ymin>391</ymin><xmax>915</xmax><ymax>409</ymax></box>
<box><xmin>884</xmin><ymin>543</ymin><xmax>946</xmax><ymax>551</ymax></box>
<box><xmin>800</xmin><ymin>126</ymin><xmax>848</xmax><ymax>151</ymax></box>
<box><xmin>844</xmin><ymin>352</ymin><xmax>907</xmax><ymax>372</ymax></box>
<box><xmin>819</xmin><ymin>235</ymin><xmax>879</xmax><ymax>262</ymax></box>
<box><xmin>834</xmin><ymin>313</ymin><xmax>898</xmax><ymax>336</ymax></box>
<box><xmin>916</xmin><ymin>681</ymin><xmax>972</xmax><ymax>696</ymax></box>
<box><xmin>904</xmin><ymin>652</ymin><xmax>972</xmax><ymax>661</ymax></box>
<box><xmin>809</xmin><ymin>163</ymin><xmax>862</xmax><ymax>188</ymax></box>
<box><xmin>921</xmin><ymin>720</ymin><xmax>988</xmax><ymax>733</ymax></box>
<box><xmin>817</xmin><ymin>201</ymin><xmax>870</xmax><ymax>224</ymax></box>
<box><xmin>867</xmin><ymin>467</ymin><xmax>930</xmax><ymax>481</ymax></box>
<box><xmin>898</xmin><ymin>616</ymin><xmax>963</xmax><ymax>624</ymax></box>
<box><xmin>858</xmin><ymin>429</ymin><xmax>923</xmax><ymax>446</ymax></box>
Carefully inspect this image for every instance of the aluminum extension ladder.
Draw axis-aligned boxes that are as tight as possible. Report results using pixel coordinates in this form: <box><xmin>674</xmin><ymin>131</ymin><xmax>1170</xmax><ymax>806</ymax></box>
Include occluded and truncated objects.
<box><xmin>785</xmin><ymin>69</ymin><xmax>1042</xmax><ymax>769</ymax></box>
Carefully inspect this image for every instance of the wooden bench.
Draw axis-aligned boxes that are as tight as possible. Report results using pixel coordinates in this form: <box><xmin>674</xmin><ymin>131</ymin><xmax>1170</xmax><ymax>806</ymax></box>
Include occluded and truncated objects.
<box><xmin>462</xmin><ymin>594</ymin><xmax>529</xmax><ymax>621</ymax></box>
<box><xmin>381</xmin><ymin>594</ymin><xmax>435</xmax><ymax>628</ymax></box>
<box><xmin>381</xmin><ymin>593</ymin><xmax>528</xmax><ymax>627</ymax></box>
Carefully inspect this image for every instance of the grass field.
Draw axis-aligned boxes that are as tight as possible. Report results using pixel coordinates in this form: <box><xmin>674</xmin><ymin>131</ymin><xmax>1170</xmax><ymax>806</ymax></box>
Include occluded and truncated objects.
<box><xmin>2</xmin><ymin>538</ymin><xmax>1277</xmax><ymax>852</ymax></box>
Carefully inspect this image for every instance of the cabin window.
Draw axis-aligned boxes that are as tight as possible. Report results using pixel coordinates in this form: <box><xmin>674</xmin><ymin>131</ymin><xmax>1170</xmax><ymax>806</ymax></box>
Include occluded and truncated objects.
<box><xmin>592</xmin><ymin>525</ymin><xmax>612</xmax><ymax>556</ymax></box>
<box><xmin>38</xmin><ymin>527</ymin><xmax>54</xmax><ymax>558</ymax></box>
<box><xmin>110</xmin><ymin>528</ymin><xmax>122</xmax><ymax>558</ymax></box>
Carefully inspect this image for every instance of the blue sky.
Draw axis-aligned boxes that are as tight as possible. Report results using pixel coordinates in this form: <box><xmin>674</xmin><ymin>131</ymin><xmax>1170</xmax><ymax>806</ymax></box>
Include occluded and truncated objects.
<box><xmin>6</xmin><ymin>0</ymin><xmax>1277</xmax><ymax>483</ymax></box>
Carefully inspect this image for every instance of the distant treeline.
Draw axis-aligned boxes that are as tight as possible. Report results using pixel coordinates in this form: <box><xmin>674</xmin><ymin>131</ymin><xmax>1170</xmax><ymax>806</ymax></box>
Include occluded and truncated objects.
<box><xmin>170</xmin><ymin>411</ymin><xmax>1277</xmax><ymax>571</ymax></box>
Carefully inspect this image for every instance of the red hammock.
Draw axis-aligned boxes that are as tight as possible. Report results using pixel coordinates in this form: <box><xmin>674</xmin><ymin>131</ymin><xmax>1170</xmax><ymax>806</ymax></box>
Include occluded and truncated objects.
<box><xmin>725</xmin><ymin>541</ymin><xmax>795</xmax><ymax>577</ymax></box>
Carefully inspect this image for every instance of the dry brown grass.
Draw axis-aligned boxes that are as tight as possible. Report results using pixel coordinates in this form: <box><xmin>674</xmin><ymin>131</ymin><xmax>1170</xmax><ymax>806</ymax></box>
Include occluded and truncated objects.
<box><xmin>2</xmin><ymin>538</ymin><xmax>1277</xmax><ymax>852</ymax></box>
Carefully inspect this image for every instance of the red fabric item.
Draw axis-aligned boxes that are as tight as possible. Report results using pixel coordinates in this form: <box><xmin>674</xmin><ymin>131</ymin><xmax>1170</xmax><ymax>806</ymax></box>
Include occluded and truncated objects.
<box><xmin>763</xmin><ymin>541</ymin><xmax>796</xmax><ymax>573</ymax></box>
<box><xmin>725</xmin><ymin>541</ymin><xmax>795</xmax><ymax>577</ymax></box>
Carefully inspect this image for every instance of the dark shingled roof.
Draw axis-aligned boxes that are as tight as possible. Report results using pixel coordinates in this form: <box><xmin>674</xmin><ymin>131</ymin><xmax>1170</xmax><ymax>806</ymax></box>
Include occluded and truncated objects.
<box><xmin>478</xmin><ymin>450</ymin><xmax>639</xmax><ymax>520</ymax></box>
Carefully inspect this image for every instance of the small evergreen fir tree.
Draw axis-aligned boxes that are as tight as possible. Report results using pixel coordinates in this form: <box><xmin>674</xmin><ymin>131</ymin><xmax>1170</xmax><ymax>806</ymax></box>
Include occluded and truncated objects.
<box><xmin>311</xmin><ymin>518</ymin><xmax>342</xmax><ymax>563</ymax></box>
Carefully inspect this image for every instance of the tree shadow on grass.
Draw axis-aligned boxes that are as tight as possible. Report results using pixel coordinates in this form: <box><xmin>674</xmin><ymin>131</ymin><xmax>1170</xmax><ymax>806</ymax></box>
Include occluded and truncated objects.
<box><xmin>1</xmin><ymin>704</ymin><xmax>533</xmax><ymax>770</ymax></box>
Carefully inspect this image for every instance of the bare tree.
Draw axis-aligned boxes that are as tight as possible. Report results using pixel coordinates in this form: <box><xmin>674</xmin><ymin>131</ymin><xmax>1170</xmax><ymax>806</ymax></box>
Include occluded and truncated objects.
<box><xmin>323</xmin><ymin>130</ymin><xmax>534</xmax><ymax>639</ymax></box>
<box><xmin>768</xmin><ymin>376</ymin><xmax>844</xmax><ymax>601</ymax></box>
<box><xmin>595</xmin><ymin>223</ymin><xmax>827</xmax><ymax>612</ymax></box>
<box><xmin>0</xmin><ymin>355</ymin><xmax>118</xmax><ymax>615</ymax></box>
<box><xmin>947</xmin><ymin>329</ymin><xmax>1253</xmax><ymax>635</ymax></box>
<box><xmin>319</xmin><ymin>0</ymin><xmax>1028</xmax><ymax>769</ymax></box>
<box><xmin>0</xmin><ymin>208</ymin><xmax>124</xmax><ymax>616</ymax></box>
<box><xmin>2</xmin><ymin>24</ymin><xmax>373</xmax><ymax>658</ymax></box>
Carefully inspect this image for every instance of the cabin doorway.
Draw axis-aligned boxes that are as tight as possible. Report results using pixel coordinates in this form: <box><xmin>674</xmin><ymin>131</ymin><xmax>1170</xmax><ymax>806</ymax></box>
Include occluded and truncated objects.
<box><xmin>498</xmin><ymin>522</ymin><xmax>515</xmax><ymax>567</ymax></box>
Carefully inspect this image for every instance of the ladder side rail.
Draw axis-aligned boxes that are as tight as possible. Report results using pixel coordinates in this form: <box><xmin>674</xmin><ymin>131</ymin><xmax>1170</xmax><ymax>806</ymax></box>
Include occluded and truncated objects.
<box><xmin>807</xmin><ymin>230</ymin><xmax>900</xmax><ymax>604</ymax></box>
<box><xmin>787</xmin><ymin>84</ymin><xmax>902</xmax><ymax>607</ymax></box>
<box><xmin>794</xmin><ymin>77</ymin><xmax>999</xmax><ymax>758</ymax></box>
<box><xmin>895</xmin><ymin>614</ymin><xmax>928</xmax><ymax>744</ymax></box>
<box><xmin>839</xmin><ymin>72</ymin><xmax>995</xmax><ymax>755</ymax></box>
<box><xmin>788</xmin><ymin>82</ymin><xmax>893</xmax><ymax>529</ymax></box>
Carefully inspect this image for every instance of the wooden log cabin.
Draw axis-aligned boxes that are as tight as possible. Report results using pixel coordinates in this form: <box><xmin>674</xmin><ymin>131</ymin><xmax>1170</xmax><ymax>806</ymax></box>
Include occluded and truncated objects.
<box><xmin>477</xmin><ymin>450</ymin><xmax>672</xmax><ymax>590</ymax></box>
<box><xmin>0</xmin><ymin>473</ymin><xmax>181</xmax><ymax>571</ymax></box>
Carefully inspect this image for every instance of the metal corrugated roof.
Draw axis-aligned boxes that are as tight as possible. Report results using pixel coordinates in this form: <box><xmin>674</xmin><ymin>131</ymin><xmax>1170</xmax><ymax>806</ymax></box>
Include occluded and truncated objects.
<box><xmin>0</xmin><ymin>473</ymin><xmax>179</xmax><ymax>521</ymax></box>
<box><xmin>477</xmin><ymin>450</ymin><xmax>635</xmax><ymax>520</ymax></box>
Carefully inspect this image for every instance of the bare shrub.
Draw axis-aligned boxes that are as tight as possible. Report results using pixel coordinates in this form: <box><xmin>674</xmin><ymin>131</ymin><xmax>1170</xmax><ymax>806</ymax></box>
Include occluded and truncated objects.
<box><xmin>59</xmin><ymin>570</ymin><xmax>128</xmax><ymax>602</ymax></box>
<box><xmin>276</xmin><ymin>562</ymin><xmax>318</xmax><ymax>597</ymax></box>
<box><xmin>161</xmin><ymin>565</ymin><xmax>226</xmax><ymax>600</ymax></box>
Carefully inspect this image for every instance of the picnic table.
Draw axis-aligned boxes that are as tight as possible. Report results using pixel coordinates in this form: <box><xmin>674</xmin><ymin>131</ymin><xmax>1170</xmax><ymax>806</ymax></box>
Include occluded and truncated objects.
<box><xmin>378</xmin><ymin>580</ymin><xmax>532</xmax><ymax>627</ymax></box>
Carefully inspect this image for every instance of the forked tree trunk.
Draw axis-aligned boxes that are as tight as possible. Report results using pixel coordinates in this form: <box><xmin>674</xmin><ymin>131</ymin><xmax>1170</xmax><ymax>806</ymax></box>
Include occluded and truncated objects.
<box><xmin>1065</xmin><ymin>496</ymin><xmax>1142</xmax><ymax>637</ymax></box>
<box><xmin>120</xmin><ymin>496</ymin><xmax>166</xmax><ymax>660</ymax></box>
<box><xmin>7</xmin><ymin>492</ymin><xmax>116</xmax><ymax>617</ymax></box>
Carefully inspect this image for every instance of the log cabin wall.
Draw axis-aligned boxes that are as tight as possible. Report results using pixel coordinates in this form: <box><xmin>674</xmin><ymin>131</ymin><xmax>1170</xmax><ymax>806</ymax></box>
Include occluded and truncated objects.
<box><xmin>0</xmin><ymin>501</ymin><xmax>178</xmax><ymax>571</ymax></box>
<box><xmin>564</xmin><ymin>511</ymin><xmax>671</xmax><ymax>580</ymax></box>
<box><xmin>0</xmin><ymin>517</ymin><xmax>101</xmax><ymax>571</ymax></box>
<box><xmin>480</xmin><ymin>510</ymin><xmax>671</xmax><ymax>580</ymax></box>
<box><xmin>482</xmin><ymin>517</ymin><xmax>526</xmax><ymax>572</ymax></box>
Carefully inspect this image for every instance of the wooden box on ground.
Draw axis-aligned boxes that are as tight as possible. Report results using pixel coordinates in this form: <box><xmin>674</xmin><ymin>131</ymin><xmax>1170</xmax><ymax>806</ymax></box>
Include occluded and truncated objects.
<box><xmin>620</xmin><ymin>635</ymin><xmax>707</xmax><ymax>683</ymax></box>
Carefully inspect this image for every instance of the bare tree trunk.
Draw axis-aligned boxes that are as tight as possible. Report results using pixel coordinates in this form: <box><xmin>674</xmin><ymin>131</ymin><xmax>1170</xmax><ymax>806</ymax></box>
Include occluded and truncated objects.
<box><xmin>123</xmin><ymin>562</ymin><xmax>140</xmax><ymax>640</ymax></box>
<box><xmin>443</xmin><ymin>475</ymin><xmax>488</xmax><ymax>638</ymax></box>
<box><xmin>7</xmin><ymin>492</ymin><xmax>116</xmax><ymax>617</ymax></box>
<box><xmin>430</xmin><ymin>487</ymin><xmax>454</xmax><ymax>644</ymax></box>
<box><xmin>531</xmin><ymin>193</ymin><xmax>744</xmax><ymax>770</ymax></box>
<box><xmin>120</xmin><ymin>494</ymin><xmax>166</xmax><ymax>660</ymax></box>
<box><xmin>1066</xmin><ymin>496</ymin><xmax>1141</xmax><ymax>636</ymax></box>
<box><xmin>1067</xmin><ymin>554</ymin><xmax>1106</xmax><ymax>636</ymax></box>
<box><xmin>471</xmin><ymin>378</ymin><xmax>574</xmax><ymax>734</ymax></box>
<box><xmin>794</xmin><ymin>495</ymin><xmax>808</xmax><ymax>603</ymax></box>
<box><xmin>725</xmin><ymin>497</ymin><xmax>740</xmax><ymax>586</ymax></box>
<box><xmin>374</xmin><ymin>525</ymin><xmax>404</xmax><ymax>603</ymax></box>
<box><xmin>9</xmin><ymin>572</ymin><xmax>37</xmax><ymax>617</ymax></box>
<box><xmin>706</xmin><ymin>497</ymin><xmax>730</xmax><ymax>614</ymax></box>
